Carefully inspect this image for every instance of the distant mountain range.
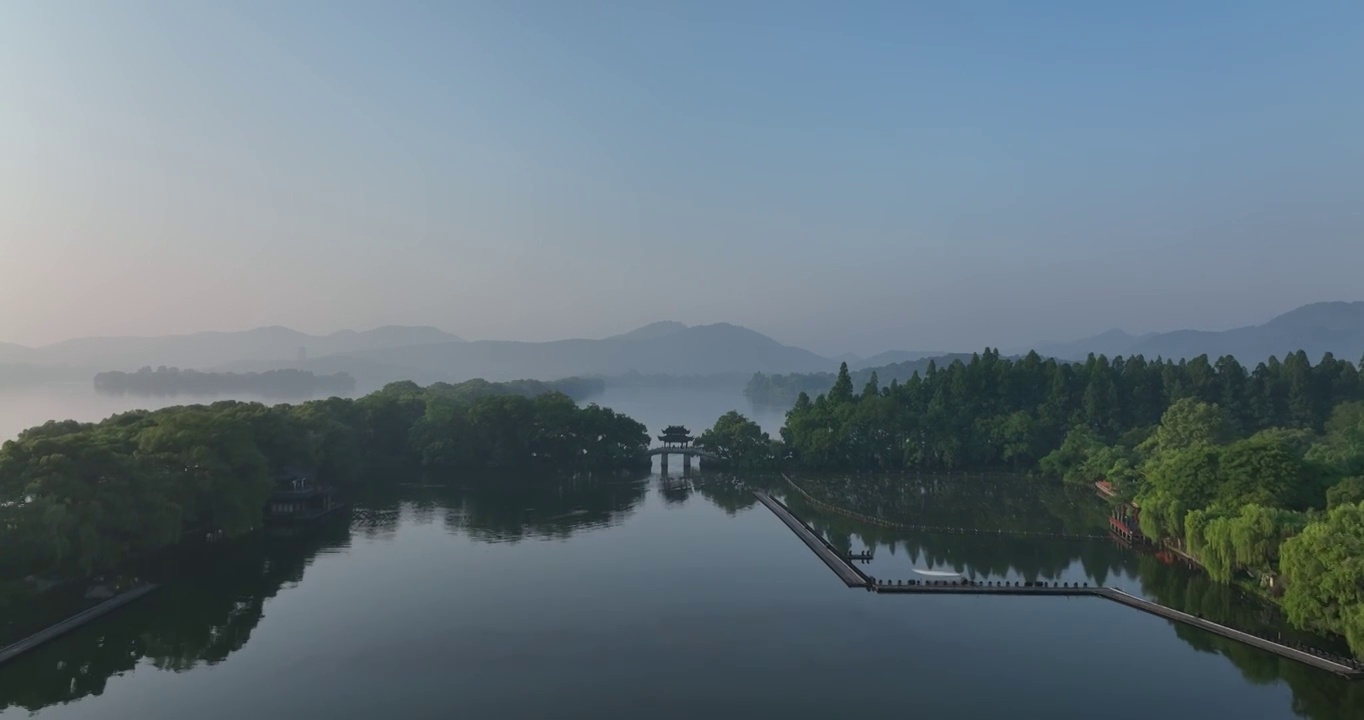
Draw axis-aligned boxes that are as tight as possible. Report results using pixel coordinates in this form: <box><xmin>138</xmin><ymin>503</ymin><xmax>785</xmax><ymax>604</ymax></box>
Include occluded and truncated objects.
<box><xmin>333</xmin><ymin>322</ymin><xmax>831</xmax><ymax>384</ymax></box>
<box><xmin>1034</xmin><ymin>301</ymin><xmax>1364</xmax><ymax>363</ymax></box>
<box><xmin>845</xmin><ymin>349</ymin><xmax>947</xmax><ymax>369</ymax></box>
<box><xmin>0</xmin><ymin>321</ymin><xmax>834</xmax><ymax>389</ymax></box>
<box><xmin>4</xmin><ymin>301</ymin><xmax>1361</xmax><ymax>391</ymax></box>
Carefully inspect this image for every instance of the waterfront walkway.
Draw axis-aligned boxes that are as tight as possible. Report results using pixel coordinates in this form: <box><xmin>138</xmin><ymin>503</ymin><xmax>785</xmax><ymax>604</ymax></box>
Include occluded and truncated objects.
<box><xmin>0</xmin><ymin>584</ymin><xmax>160</xmax><ymax>667</ymax></box>
<box><xmin>1100</xmin><ymin>587</ymin><xmax>1363</xmax><ymax>677</ymax></box>
<box><xmin>753</xmin><ymin>492</ymin><xmax>869</xmax><ymax>587</ymax></box>
<box><xmin>753</xmin><ymin>490</ymin><xmax>1364</xmax><ymax>679</ymax></box>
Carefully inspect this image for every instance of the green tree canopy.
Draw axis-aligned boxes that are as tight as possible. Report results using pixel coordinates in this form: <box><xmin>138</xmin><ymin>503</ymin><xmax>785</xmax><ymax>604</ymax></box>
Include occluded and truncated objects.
<box><xmin>1280</xmin><ymin>502</ymin><xmax>1364</xmax><ymax>655</ymax></box>
<box><xmin>1139</xmin><ymin>398</ymin><xmax>1234</xmax><ymax>458</ymax></box>
<box><xmin>1216</xmin><ymin>429</ymin><xmax>1325</xmax><ymax>510</ymax></box>
<box><xmin>1328</xmin><ymin>477</ymin><xmax>1364</xmax><ymax>510</ymax></box>
<box><xmin>1307</xmin><ymin>401</ymin><xmax>1364</xmax><ymax>478</ymax></box>
<box><xmin>1186</xmin><ymin>504</ymin><xmax>1307</xmax><ymax>582</ymax></box>
<box><xmin>697</xmin><ymin>412</ymin><xmax>776</xmax><ymax>469</ymax></box>
<box><xmin>828</xmin><ymin>362</ymin><xmax>855</xmax><ymax>404</ymax></box>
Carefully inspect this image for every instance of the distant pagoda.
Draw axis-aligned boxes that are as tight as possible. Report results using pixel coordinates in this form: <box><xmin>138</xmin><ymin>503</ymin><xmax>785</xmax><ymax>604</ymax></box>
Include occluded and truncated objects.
<box><xmin>657</xmin><ymin>425</ymin><xmax>694</xmax><ymax>448</ymax></box>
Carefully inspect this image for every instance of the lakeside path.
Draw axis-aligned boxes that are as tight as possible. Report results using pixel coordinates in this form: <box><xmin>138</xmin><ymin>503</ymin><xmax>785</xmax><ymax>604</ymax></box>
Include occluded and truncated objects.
<box><xmin>753</xmin><ymin>491</ymin><xmax>868</xmax><ymax>587</ymax></box>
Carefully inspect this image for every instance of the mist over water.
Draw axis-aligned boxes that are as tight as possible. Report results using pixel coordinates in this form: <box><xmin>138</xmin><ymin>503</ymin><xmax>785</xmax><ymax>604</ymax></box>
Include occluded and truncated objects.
<box><xmin>0</xmin><ymin>382</ymin><xmax>356</xmax><ymax>442</ymax></box>
<box><xmin>590</xmin><ymin>384</ymin><xmax>786</xmax><ymax>437</ymax></box>
<box><xmin>0</xmin><ymin>382</ymin><xmax>776</xmax><ymax>443</ymax></box>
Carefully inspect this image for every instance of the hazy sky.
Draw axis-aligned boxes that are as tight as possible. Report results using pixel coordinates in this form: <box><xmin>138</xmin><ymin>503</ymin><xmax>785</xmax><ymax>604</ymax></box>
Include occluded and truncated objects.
<box><xmin>3</xmin><ymin>2</ymin><xmax>1361</xmax><ymax>356</ymax></box>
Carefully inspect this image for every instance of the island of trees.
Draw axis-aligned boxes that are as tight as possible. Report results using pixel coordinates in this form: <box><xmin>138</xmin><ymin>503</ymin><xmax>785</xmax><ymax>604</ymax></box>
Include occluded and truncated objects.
<box><xmin>94</xmin><ymin>367</ymin><xmax>357</xmax><ymax>397</ymax></box>
<box><xmin>0</xmin><ymin>379</ymin><xmax>647</xmax><ymax>583</ymax></box>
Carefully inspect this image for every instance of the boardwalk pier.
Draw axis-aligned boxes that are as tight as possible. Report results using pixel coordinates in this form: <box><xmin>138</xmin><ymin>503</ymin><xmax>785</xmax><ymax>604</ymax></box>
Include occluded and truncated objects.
<box><xmin>754</xmin><ymin>490</ymin><xmax>1364</xmax><ymax>679</ymax></box>
<box><xmin>0</xmin><ymin>584</ymin><xmax>160</xmax><ymax>667</ymax></box>
<box><xmin>753</xmin><ymin>492</ymin><xmax>868</xmax><ymax>587</ymax></box>
<box><xmin>1100</xmin><ymin>587</ymin><xmax>1364</xmax><ymax>676</ymax></box>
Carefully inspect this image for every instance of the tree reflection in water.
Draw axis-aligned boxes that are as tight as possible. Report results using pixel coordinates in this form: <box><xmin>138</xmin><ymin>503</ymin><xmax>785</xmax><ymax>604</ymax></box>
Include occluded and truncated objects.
<box><xmin>434</xmin><ymin>473</ymin><xmax>649</xmax><ymax>542</ymax></box>
<box><xmin>0</xmin><ymin>516</ymin><xmax>351</xmax><ymax>713</ymax></box>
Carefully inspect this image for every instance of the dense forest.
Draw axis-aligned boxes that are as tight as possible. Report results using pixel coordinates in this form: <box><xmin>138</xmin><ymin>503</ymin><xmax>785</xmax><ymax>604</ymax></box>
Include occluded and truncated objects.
<box><xmin>762</xmin><ymin>348</ymin><xmax>1364</xmax><ymax>655</ymax></box>
<box><xmin>744</xmin><ymin>353</ymin><xmax>975</xmax><ymax>406</ymax></box>
<box><xmin>779</xmin><ymin>350</ymin><xmax>1362</xmax><ymax>471</ymax></box>
<box><xmin>94</xmin><ymin>367</ymin><xmax>357</xmax><ymax>396</ymax></box>
<box><xmin>0</xmin><ymin>380</ymin><xmax>647</xmax><ymax>581</ymax></box>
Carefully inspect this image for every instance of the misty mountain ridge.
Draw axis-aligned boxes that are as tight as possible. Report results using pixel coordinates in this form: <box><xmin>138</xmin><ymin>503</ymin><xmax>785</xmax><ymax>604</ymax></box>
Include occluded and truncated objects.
<box><xmin>606</xmin><ymin>321</ymin><xmax>690</xmax><ymax>341</ymax></box>
<box><xmin>0</xmin><ymin>342</ymin><xmax>30</xmax><ymax>363</ymax></box>
<box><xmin>1037</xmin><ymin>301</ymin><xmax>1364</xmax><ymax>363</ymax></box>
<box><xmin>1</xmin><ymin>321</ymin><xmax>837</xmax><ymax>389</ymax></box>
<box><xmin>341</xmin><ymin>321</ymin><xmax>832</xmax><ymax>383</ymax></box>
<box><xmin>849</xmin><ymin>349</ymin><xmax>948</xmax><ymax>369</ymax></box>
<box><xmin>9</xmin><ymin>300</ymin><xmax>1360</xmax><ymax>390</ymax></box>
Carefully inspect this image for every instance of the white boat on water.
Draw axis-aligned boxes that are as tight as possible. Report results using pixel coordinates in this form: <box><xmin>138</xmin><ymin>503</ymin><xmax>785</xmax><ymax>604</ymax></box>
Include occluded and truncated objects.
<box><xmin>910</xmin><ymin>568</ymin><xmax>963</xmax><ymax>578</ymax></box>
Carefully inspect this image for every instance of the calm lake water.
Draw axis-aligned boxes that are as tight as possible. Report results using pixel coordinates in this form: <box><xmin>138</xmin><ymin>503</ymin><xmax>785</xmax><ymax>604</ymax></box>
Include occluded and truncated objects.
<box><xmin>1</xmin><ymin>472</ymin><xmax>1359</xmax><ymax>720</ymax></box>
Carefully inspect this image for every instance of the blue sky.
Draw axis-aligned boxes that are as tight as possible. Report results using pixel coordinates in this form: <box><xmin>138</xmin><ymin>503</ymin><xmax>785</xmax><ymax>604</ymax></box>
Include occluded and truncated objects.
<box><xmin>2</xmin><ymin>1</ymin><xmax>1361</xmax><ymax>355</ymax></box>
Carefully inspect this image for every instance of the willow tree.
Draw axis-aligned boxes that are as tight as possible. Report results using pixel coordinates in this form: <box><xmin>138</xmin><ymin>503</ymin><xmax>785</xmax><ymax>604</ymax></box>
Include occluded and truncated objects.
<box><xmin>1137</xmin><ymin>444</ymin><xmax>1222</xmax><ymax>540</ymax></box>
<box><xmin>1186</xmin><ymin>504</ymin><xmax>1307</xmax><ymax>583</ymax></box>
<box><xmin>1280</xmin><ymin>502</ymin><xmax>1364</xmax><ymax>656</ymax></box>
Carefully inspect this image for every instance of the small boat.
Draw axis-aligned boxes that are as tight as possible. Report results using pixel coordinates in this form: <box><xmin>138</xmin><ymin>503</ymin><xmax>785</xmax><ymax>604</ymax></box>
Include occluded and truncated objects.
<box><xmin>910</xmin><ymin>568</ymin><xmax>963</xmax><ymax>578</ymax></box>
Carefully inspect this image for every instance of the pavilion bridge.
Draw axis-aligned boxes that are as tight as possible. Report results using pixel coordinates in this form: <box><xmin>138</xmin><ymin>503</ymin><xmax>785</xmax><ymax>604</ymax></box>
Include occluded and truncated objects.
<box><xmin>648</xmin><ymin>425</ymin><xmax>715</xmax><ymax>474</ymax></box>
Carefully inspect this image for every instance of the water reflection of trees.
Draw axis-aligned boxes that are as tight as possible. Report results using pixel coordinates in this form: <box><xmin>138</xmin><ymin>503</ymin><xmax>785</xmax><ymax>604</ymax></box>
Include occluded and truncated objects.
<box><xmin>0</xmin><ymin>517</ymin><xmax>351</xmax><ymax>713</ymax></box>
<box><xmin>793</xmin><ymin>497</ymin><xmax>1119</xmax><ymax>584</ymax></box>
<box><xmin>436</xmin><ymin>474</ymin><xmax>649</xmax><ymax>542</ymax></box>
<box><xmin>344</xmin><ymin>472</ymin><xmax>653</xmax><ymax>543</ymax></box>
<box><xmin>655</xmin><ymin>474</ymin><xmax>761</xmax><ymax>514</ymax></box>
<box><xmin>1167</xmin><ymin>620</ymin><xmax>1364</xmax><ymax>720</ymax></box>
<box><xmin>693</xmin><ymin>476</ymin><xmax>761</xmax><ymax>515</ymax></box>
<box><xmin>784</xmin><ymin>473</ymin><xmax>1112</xmax><ymax>535</ymax></box>
<box><xmin>659</xmin><ymin>477</ymin><xmax>693</xmax><ymax>506</ymax></box>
